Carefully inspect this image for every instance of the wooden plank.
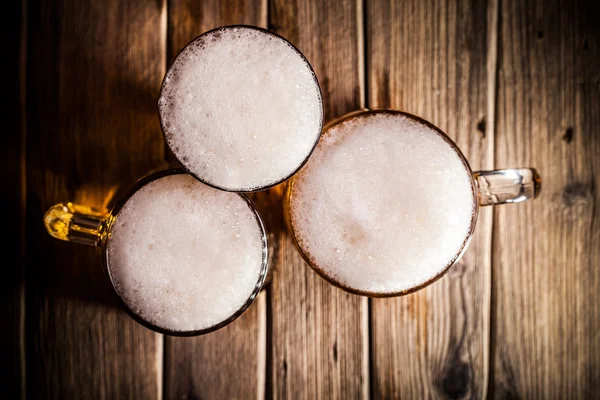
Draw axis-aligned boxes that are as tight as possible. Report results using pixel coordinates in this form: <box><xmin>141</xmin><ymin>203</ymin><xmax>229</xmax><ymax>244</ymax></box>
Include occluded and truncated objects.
<box><xmin>167</xmin><ymin>0</ymin><xmax>267</xmax><ymax>61</ymax></box>
<box><xmin>269</xmin><ymin>0</ymin><xmax>369</xmax><ymax>398</ymax></box>
<box><xmin>165</xmin><ymin>295</ymin><xmax>266</xmax><ymax>399</ymax></box>
<box><xmin>492</xmin><ymin>0</ymin><xmax>600</xmax><ymax>397</ymax></box>
<box><xmin>367</xmin><ymin>0</ymin><xmax>493</xmax><ymax>397</ymax></box>
<box><xmin>3</xmin><ymin>0</ymin><xmax>27</xmax><ymax>398</ymax></box>
<box><xmin>164</xmin><ymin>1</ymin><xmax>268</xmax><ymax>399</ymax></box>
<box><xmin>25</xmin><ymin>1</ymin><xmax>166</xmax><ymax>398</ymax></box>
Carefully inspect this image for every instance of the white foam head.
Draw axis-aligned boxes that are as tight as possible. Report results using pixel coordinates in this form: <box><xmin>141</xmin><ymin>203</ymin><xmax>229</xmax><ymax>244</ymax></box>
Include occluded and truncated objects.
<box><xmin>159</xmin><ymin>26</ymin><xmax>323</xmax><ymax>191</ymax></box>
<box><xmin>106</xmin><ymin>173</ymin><xmax>266</xmax><ymax>332</ymax></box>
<box><xmin>289</xmin><ymin>112</ymin><xmax>475</xmax><ymax>295</ymax></box>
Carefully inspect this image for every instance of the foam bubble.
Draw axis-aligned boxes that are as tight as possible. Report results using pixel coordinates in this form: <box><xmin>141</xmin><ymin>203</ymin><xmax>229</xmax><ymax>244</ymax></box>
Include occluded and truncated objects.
<box><xmin>106</xmin><ymin>174</ymin><xmax>265</xmax><ymax>332</ymax></box>
<box><xmin>159</xmin><ymin>27</ymin><xmax>323</xmax><ymax>191</ymax></box>
<box><xmin>289</xmin><ymin>112</ymin><xmax>475</xmax><ymax>295</ymax></box>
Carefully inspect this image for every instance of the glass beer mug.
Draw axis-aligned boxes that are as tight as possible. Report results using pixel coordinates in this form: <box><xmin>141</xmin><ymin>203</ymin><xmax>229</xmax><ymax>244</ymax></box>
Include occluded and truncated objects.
<box><xmin>44</xmin><ymin>168</ymin><xmax>269</xmax><ymax>335</ymax></box>
<box><xmin>284</xmin><ymin>109</ymin><xmax>540</xmax><ymax>297</ymax></box>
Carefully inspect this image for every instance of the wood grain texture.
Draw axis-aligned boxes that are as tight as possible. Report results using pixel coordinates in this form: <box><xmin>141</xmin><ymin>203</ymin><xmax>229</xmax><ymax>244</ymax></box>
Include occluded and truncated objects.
<box><xmin>164</xmin><ymin>1</ymin><xmax>268</xmax><ymax>399</ymax></box>
<box><xmin>168</xmin><ymin>0</ymin><xmax>267</xmax><ymax>61</ymax></box>
<box><xmin>367</xmin><ymin>0</ymin><xmax>493</xmax><ymax>398</ymax></box>
<box><xmin>492</xmin><ymin>0</ymin><xmax>600</xmax><ymax>398</ymax></box>
<box><xmin>25</xmin><ymin>1</ymin><xmax>166</xmax><ymax>398</ymax></box>
<box><xmin>269</xmin><ymin>0</ymin><xmax>369</xmax><ymax>398</ymax></box>
<box><xmin>165</xmin><ymin>295</ymin><xmax>266</xmax><ymax>400</ymax></box>
<box><xmin>2</xmin><ymin>0</ymin><xmax>26</xmax><ymax>398</ymax></box>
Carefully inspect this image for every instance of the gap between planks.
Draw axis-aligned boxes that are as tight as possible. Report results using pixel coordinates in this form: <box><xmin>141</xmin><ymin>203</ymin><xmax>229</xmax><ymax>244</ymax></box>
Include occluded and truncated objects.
<box><xmin>19</xmin><ymin>0</ymin><xmax>29</xmax><ymax>398</ymax></box>
<box><xmin>158</xmin><ymin>1</ymin><xmax>168</xmax><ymax>400</ymax></box>
<box><xmin>358</xmin><ymin>0</ymin><xmax>371</xmax><ymax>399</ymax></box>
<box><xmin>357</xmin><ymin>0</ymin><xmax>371</xmax><ymax>398</ymax></box>
<box><xmin>484</xmin><ymin>0</ymin><xmax>499</xmax><ymax>398</ymax></box>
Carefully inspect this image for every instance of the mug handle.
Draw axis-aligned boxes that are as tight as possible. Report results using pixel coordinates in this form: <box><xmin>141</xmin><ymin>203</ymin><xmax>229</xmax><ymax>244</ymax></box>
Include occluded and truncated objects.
<box><xmin>474</xmin><ymin>168</ymin><xmax>541</xmax><ymax>206</ymax></box>
<box><xmin>44</xmin><ymin>203</ymin><xmax>108</xmax><ymax>247</ymax></box>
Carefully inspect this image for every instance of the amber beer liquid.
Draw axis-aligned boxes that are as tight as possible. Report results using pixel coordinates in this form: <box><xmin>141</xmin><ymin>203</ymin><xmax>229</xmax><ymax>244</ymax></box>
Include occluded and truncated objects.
<box><xmin>159</xmin><ymin>26</ymin><xmax>323</xmax><ymax>192</ymax></box>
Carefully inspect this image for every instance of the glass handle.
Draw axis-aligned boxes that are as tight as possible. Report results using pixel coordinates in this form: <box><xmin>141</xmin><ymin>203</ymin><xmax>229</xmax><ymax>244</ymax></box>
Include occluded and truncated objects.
<box><xmin>44</xmin><ymin>202</ymin><xmax>108</xmax><ymax>247</ymax></box>
<box><xmin>474</xmin><ymin>168</ymin><xmax>541</xmax><ymax>206</ymax></box>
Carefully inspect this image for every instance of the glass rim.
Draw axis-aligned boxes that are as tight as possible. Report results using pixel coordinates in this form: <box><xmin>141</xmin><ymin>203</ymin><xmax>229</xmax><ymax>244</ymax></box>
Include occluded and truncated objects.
<box><xmin>285</xmin><ymin>108</ymin><xmax>479</xmax><ymax>298</ymax></box>
<box><xmin>101</xmin><ymin>167</ymin><xmax>270</xmax><ymax>336</ymax></box>
<box><xmin>158</xmin><ymin>24</ymin><xmax>325</xmax><ymax>193</ymax></box>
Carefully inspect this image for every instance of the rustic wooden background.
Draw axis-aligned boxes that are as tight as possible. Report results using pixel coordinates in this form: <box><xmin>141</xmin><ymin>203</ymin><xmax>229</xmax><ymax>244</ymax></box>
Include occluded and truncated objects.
<box><xmin>6</xmin><ymin>0</ymin><xmax>599</xmax><ymax>398</ymax></box>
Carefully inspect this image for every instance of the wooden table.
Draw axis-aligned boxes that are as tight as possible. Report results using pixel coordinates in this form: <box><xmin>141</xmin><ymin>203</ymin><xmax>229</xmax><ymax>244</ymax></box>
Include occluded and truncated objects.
<box><xmin>6</xmin><ymin>0</ymin><xmax>599</xmax><ymax>398</ymax></box>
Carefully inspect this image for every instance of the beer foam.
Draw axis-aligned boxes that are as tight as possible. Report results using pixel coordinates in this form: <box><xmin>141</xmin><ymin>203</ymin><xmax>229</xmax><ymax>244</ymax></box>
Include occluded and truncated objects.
<box><xmin>106</xmin><ymin>174</ymin><xmax>266</xmax><ymax>332</ymax></box>
<box><xmin>159</xmin><ymin>26</ymin><xmax>323</xmax><ymax>191</ymax></box>
<box><xmin>290</xmin><ymin>113</ymin><xmax>475</xmax><ymax>295</ymax></box>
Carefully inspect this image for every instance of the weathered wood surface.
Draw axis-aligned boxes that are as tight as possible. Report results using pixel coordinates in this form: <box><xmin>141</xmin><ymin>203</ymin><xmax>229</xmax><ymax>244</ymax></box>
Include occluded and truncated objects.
<box><xmin>164</xmin><ymin>2</ymin><xmax>268</xmax><ymax>399</ymax></box>
<box><xmin>10</xmin><ymin>0</ymin><xmax>600</xmax><ymax>398</ymax></box>
<box><xmin>3</xmin><ymin>0</ymin><xmax>26</xmax><ymax>398</ymax></box>
<box><xmin>25</xmin><ymin>1</ymin><xmax>166</xmax><ymax>398</ymax></box>
<box><xmin>268</xmin><ymin>0</ymin><xmax>369</xmax><ymax>398</ymax></box>
<box><xmin>492</xmin><ymin>0</ymin><xmax>600</xmax><ymax>398</ymax></box>
<box><xmin>367</xmin><ymin>0</ymin><xmax>494</xmax><ymax>398</ymax></box>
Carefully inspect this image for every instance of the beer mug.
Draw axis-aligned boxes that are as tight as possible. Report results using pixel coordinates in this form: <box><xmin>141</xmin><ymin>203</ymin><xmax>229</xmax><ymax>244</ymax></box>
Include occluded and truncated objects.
<box><xmin>285</xmin><ymin>109</ymin><xmax>540</xmax><ymax>297</ymax></box>
<box><xmin>159</xmin><ymin>25</ymin><xmax>323</xmax><ymax>192</ymax></box>
<box><xmin>44</xmin><ymin>168</ymin><xmax>269</xmax><ymax>335</ymax></box>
